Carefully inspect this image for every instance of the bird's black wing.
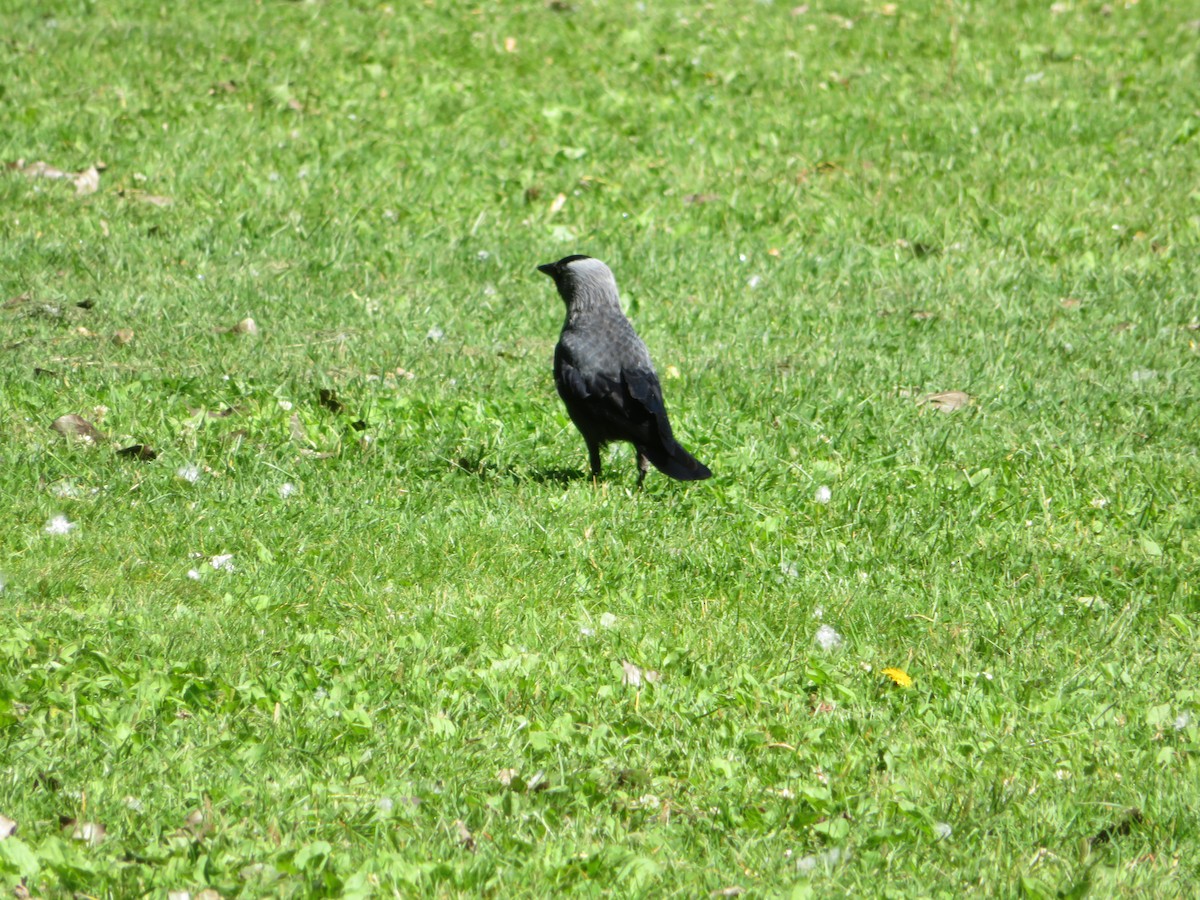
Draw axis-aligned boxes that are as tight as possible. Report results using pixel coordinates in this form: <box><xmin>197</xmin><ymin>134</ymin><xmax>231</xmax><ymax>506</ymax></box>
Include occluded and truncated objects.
<box><xmin>624</xmin><ymin>368</ymin><xmax>710</xmax><ymax>479</ymax></box>
<box><xmin>621</xmin><ymin>368</ymin><xmax>676</xmax><ymax>443</ymax></box>
<box><xmin>556</xmin><ymin>349</ymin><xmax>711</xmax><ymax>481</ymax></box>
<box><xmin>555</xmin><ymin>346</ymin><xmax>658</xmax><ymax>443</ymax></box>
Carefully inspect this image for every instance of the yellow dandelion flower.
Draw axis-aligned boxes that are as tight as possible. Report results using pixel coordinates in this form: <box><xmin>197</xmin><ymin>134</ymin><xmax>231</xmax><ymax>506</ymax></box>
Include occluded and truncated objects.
<box><xmin>881</xmin><ymin>667</ymin><xmax>913</xmax><ymax>688</ymax></box>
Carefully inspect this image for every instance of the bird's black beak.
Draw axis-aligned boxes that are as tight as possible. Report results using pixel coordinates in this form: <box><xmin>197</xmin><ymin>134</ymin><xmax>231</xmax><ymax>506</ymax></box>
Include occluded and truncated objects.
<box><xmin>537</xmin><ymin>263</ymin><xmax>557</xmax><ymax>278</ymax></box>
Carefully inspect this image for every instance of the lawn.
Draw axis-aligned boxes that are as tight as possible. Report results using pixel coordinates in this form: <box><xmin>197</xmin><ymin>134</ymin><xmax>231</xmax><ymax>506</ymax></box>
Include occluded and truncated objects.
<box><xmin>2</xmin><ymin>0</ymin><xmax>1198</xmax><ymax>896</ymax></box>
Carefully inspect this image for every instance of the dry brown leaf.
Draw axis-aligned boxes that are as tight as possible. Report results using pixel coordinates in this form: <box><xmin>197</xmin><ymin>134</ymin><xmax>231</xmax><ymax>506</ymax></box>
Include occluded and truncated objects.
<box><xmin>922</xmin><ymin>391</ymin><xmax>971</xmax><ymax>413</ymax></box>
<box><xmin>289</xmin><ymin>413</ymin><xmax>308</xmax><ymax>444</ymax></box>
<box><xmin>112</xmin><ymin>328</ymin><xmax>135</xmax><ymax>345</ymax></box>
<box><xmin>52</xmin><ymin>414</ymin><xmax>106</xmax><ymax>443</ymax></box>
<box><xmin>684</xmin><ymin>193</ymin><xmax>720</xmax><ymax>204</ymax></box>
<box><xmin>910</xmin><ymin>310</ymin><xmax>936</xmax><ymax>321</ymax></box>
<box><xmin>1060</xmin><ymin>297</ymin><xmax>1082</xmax><ymax>309</ymax></box>
<box><xmin>455</xmin><ymin>819</ymin><xmax>477</xmax><ymax>852</ymax></box>
<box><xmin>74</xmin><ymin>166</ymin><xmax>101</xmax><ymax>196</ymax></box>
<box><xmin>16</xmin><ymin>159</ymin><xmax>70</xmax><ymax>179</ymax></box>
<box><xmin>69</xmin><ymin>821</ymin><xmax>107</xmax><ymax>846</ymax></box>
<box><xmin>0</xmin><ymin>813</ymin><xmax>16</xmax><ymax>839</ymax></box>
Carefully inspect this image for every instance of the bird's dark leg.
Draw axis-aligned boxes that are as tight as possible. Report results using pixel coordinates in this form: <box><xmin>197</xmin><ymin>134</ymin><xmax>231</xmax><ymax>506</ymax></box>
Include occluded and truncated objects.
<box><xmin>587</xmin><ymin>441</ymin><xmax>603</xmax><ymax>483</ymax></box>
<box><xmin>636</xmin><ymin>450</ymin><xmax>652</xmax><ymax>489</ymax></box>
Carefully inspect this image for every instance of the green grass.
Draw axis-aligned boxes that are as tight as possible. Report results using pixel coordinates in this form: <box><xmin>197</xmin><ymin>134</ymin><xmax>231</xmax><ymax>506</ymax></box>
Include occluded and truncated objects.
<box><xmin>2</xmin><ymin>0</ymin><xmax>1199</xmax><ymax>896</ymax></box>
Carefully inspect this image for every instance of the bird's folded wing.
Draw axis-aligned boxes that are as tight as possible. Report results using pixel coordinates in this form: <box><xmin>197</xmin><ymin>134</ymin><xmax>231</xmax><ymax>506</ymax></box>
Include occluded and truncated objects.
<box><xmin>557</xmin><ymin>360</ymin><xmax>593</xmax><ymax>400</ymax></box>
<box><xmin>558</xmin><ymin>357</ymin><xmax>659</xmax><ymax>423</ymax></box>
<box><xmin>622</xmin><ymin>368</ymin><xmax>674</xmax><ymax>441</ymax></box>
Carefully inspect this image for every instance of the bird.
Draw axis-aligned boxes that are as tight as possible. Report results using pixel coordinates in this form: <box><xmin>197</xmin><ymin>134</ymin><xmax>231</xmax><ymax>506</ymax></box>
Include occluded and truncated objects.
<box><xmin>538</xmin><ymin>254</ymin><xmax>712</xmax><ymax>487</ymax></box>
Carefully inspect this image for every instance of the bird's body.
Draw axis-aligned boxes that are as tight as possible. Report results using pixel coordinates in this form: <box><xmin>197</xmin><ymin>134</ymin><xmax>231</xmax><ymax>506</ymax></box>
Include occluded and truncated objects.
<box><xmin>538</xmin><ymin>255</ymin><xmax>712</xmax><ymax>486</ymax></box>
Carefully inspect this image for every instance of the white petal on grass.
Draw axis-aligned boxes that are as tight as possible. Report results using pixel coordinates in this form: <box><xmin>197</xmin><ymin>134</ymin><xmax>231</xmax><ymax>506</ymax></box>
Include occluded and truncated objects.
<box><xmin>579</xmin><ymin>626</ymin><xmax>595</xmax><ymax>637</ymax></box>
<box><xmin>279</xmin><ymin>482</ymin><xmax>297</xmax><ymax>499</ymax></box>
<box><xmin>631</xmin><ymin>793</ymin><xmax>660</xmax><ymax>810</ymax></box>
<box><xmin>1131</xmin><ymin>368</ymin><xmax>1157</xmax><ymax>383</ymax></box>
<box><xmin>747</xmin><ymin>274</ymin><xmax>762</xmax><ymax>289</ymax></box>
<box><xmin>814</xmin><ymin>485</ymin><xmax>832</xmax><ymax>504</ymax></box>
<box><xmin>780</xmin><ymin>561</ymin><xmax>798</xmax><ymax>579</ymax></box>
<box><xmin>426</xmin><ymin>325</ymin><xmax>445</xmax><ymax>342</ymax></box>
<box><xmin>277</xmin><ymin>399</ymin><xmax>294</xmax><ymax>411</ymax></box>
<box><xmin>934</xmin><ymin>822</ymin><xmax>953</xmax><ymax>841</ymax></box>
<box><xmin>622</xmin><ymin>660</ymin><xmax>644</xmax><ymax>687</ymax></box>
<box><xmin>377</xmin><ymin>797</ymin><xmax>394</xmax><ymax>813</ymax></box>
<box><xmin>1175</xmin><ymin>712</ymin><xmax>1191</xmax><ymax>731</ymax></box>
<box><xmin>210</xmin><ymin>554</ymin><xmax>235</xmax><ymax>572</ymax></box>
<box><xmin>814</xmin><ymin>624</ymin><xmax>843</xmax><ymax>651</ymax></box>
<box><xmin>0</xmin><ymin>813</ymin><xmax>16</xmax><ymax>839</ymax></box>
<box><xmin>812</xmin><ymin>605</ymin><xmax>824</xmax><ymax>620</ymax></box>
<box><xmin>187</xmin><ymin>569</ymin><xmax>201</xmax><ymax>581</ymax></box>
<box><xmin>599</xmin><ymin>612</ymin><xmax>618</xmax><ymax>630</ymax></box>
<box><xmin>45</xmin><ymin>515</ymin><xmax>77</xmax><ymax>536</ymax></box>
<box><xmin>176</xmin><ymin>465</ymin><xmax>200</xmax><ymax>484</ymax></box>
<box><xmin>797</xmin><ymin>847</ymin><xmax>847</xmax><ymax>873</ymax></box>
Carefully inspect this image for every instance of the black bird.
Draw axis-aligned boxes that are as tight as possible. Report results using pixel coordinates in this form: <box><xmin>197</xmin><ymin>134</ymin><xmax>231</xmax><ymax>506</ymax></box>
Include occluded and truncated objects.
<box><xmin>538</xmin><ymin>254</ymin><xmax>712</xmax><ymax>487</ymax></box>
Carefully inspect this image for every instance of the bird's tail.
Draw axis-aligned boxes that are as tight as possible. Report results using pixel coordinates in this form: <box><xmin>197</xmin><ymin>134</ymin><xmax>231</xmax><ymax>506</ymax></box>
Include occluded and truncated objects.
<box><xmin>641</xmin><ymin>440</ymin><xmax>712</xmax><ymax>481</ymax></box>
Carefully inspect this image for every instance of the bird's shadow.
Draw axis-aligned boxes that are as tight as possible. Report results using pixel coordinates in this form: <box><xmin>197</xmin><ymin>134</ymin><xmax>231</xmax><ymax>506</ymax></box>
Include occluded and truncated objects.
<box><xmin>453</xmin><ymin>456</ymin><xmax>588</xmax><ymax>486</ymax></box>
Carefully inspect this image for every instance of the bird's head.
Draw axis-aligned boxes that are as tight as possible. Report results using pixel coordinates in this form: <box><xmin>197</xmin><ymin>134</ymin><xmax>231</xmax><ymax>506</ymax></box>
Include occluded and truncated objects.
<box><xmin>537</xmin><ymin>255</ymin><xmax>620</xmax><ymax>311</ymax></box>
